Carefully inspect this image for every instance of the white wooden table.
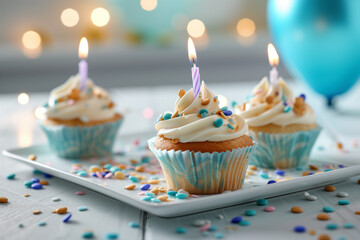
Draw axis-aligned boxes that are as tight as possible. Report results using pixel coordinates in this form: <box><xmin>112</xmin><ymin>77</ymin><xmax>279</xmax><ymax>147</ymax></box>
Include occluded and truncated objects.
<box><xmin>1</xmin><ymin>81</ymin><xmax>360</xmax><ymax>240</ymax></box>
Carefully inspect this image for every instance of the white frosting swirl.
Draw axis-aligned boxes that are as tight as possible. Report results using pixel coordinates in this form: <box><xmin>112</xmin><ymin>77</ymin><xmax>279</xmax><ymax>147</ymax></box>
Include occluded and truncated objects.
<box><xmin>155</xmin><ymin>82</ymin><xmax>248</xmax><ymax>142</ymax></box>
<box><xmin>41</xmin><ymin>75</ymin><xmax>116</xmax><ymax>121</ymax></box>
<box><xmin>236</xmin><ymin>77</ymin><xmax>316</xmax><ymax>127</ymax></box>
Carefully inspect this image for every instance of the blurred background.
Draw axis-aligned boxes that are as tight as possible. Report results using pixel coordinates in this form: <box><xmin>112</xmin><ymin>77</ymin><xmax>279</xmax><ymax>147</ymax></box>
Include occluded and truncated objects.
<box><xmin>0</xmin><ymin>0</ymin><xmax>292</xmax><ymax>94</ymax></box>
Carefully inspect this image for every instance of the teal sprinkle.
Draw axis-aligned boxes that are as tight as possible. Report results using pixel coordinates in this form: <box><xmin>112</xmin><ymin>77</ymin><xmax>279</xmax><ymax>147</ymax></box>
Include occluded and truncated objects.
<box><xmin>326</xmin><ymin>223</ymin><xmax>338</xmax><ymax>230</ymax></box>
<box><xmin>38</xmin><ymin>221</ymin><xmax>46</xmax><ymax>226</ymax></box>
<box><xmin>145</xmin><ymin>192</ymin><xmax>155</xmax><ymax>198</ymax></box>
<box><xmin>338</xmin><ymin>237</ymin><xmax>347</xmax><ymax>240</ymax></box>
<box><xmin>324</xmin><ymin>169</ymin><xmax>333</xmax><ymax>172</ymax></box>
<box><xmin>82</xmin><ymin>231</ymin><xmax>94</xmax><ymax>239</ymax></box>
<box><xmin>202</xmin><ymin>231</ymin><xmax>210</xmax><ymax>237</ymax></box>
<box><xmin>151</xmin><ymin>198</ymin><xmax>161</xmax><ymax>203</ymax></box>
<box><xmin>338</xmin><ymin>199</ymin><xmax>350</xmax><ymax>205</ymax></box>
<box><xmin>239</xmin><ymin>220</ymin><xmax>250</xmax><ymax>226</ymax></box>
<box><xmin>105</xmin><ymin>233</ymin><xmax>118</xmax><ymax>239</ymax></box>
<box><xmin>78</xmin><ymin>206</ymin><xmax>88</xmax><ymax>211</ymax></box>
<box><xmin>102</xmin><ymin>105</ymin><xmax>107</xmax><ymax>109</ymax></box>
<box><xmin>104</xmin><ymin>163</ymin><xmax>112</xmax><ymax>169</ymax></box>
<box><xmin>167</xmin><ymin>191</ymin><xmax>177</xmax><ymax>196</ymax></box>
<box><xmin>77</xmin><ymin>170</ymin><xmax>88</xmax><ymax>177</ymax></box>
<box><xmin>18</xmin><ymin>223</ymin><xmax>24</xmax><ymax>228</ymax></box>
<box><xmin>284</xmin><ymin>106</ymin><xmax>291</xmax><ymax>113</ymax></box>
<box><xmin>231</xmin><ymin>101</ymin><xmax>237</xmax><ymax>108</ymax></box>
<box><xmin>43</xmin><ymin>103</ymin><xmax>49</xmax><ymax>108</ymax></box>
<box><xmin>227</xmin><ymin>123</ymin><xmax>234</xmax><ymax>130</ymax></box>
<box><xmin>176</xmin><ymin>114</ymin><xmax>180</xmax><ymax>117</ymax></box>
<box><xmin>317</xmin><ymin>146</ymin><xmax>325</xmax><ymax>151</ymax></box>
<box><xmin>214</xmin><ymin>96</ymin><xmax>218</xmax><ymax>100</ymax></box>
<box><xmin>256</xmin><ymin>199</ymin><xmax>268</xmax><ymax>206</ymax></box>
<box><xmin>175</xmin><ymin>227</ymin><xmax>187</xmax><ymax>234</ymax></box>
<box><xmin>209</xmin><ymin>225</ymin><xmax>218</xmax><ymax>231</ymax></box>
<box><xmin>221</xmin><ymin>107</ymin><xmax>228</xmax><ymax>111</ymax></box>
<box><xmin>213</xmin><ymin>118</ymin><xmax>223</xmax><ymax>128</ymax></box>
<box><xmin>33</xmin><ymin>169</ymin><xmax>42</xmax><ymax>175</ymax></box>
<box><xmin>343</xmin><ymin>223</ymin><xmax>354</xmax><ymax>229</ymax></box>
<box><xmin>323</xmin><ymin>206</ymin><xmax>334</xmax><ymax>213</ymax></box>
<box><xmin>7</xmin><ymin>173</ymin><xmax>15</xmax><ymax>180</ymax></box>
<box><xmin>199</xmin><ymin>109</ymin><xmax>208</xmax><ymax>114</ymax></box>
<box><xmin>282</xmin><ymin>95</ymin><xmax>287</xmax><ymax>102</ymax></box>
<box><xmin>245</xmin><ymin>209</ymin><xmax>256</xmax><ymax>216</ymax></box>
<box><xmin>214</xmin><ymin>232</ymin><xmax>224</xmax><ymax>239</ymax></box>
<box><xmin>163</xmin><ymin>113</ymin><xmax>172</xmax><ymax>120</ymax></box>
<box><xmin>110</xmin><ymin>166</ymin><xmax>121</xmax><ymax>173</ymax></box>
<box><xmin>175</xmin><ymin>193</ymin><xmax>187</xmax><ymax>199</ymax></box>
<box><xmin>129</xmin><ymin>221</ymin><xmax>140</xmax><ymax>228</ymax></box>
<box><xmin>229</xmin><ymin>118</ymin><xmax>235</xmax><ymax>124</ymax></box>
<box><xmin>54</xmin><ymin>99</ymin><xmax>59</xmax><ymax>105</ymax></box>
<box><xmin>249</xmin><ymin>136</ymin><xmax>253</xmax><ymax>140</ymax></box>
<box><xmin>24</xmin><ymin>180</ymin><xmax>33</xmax><ymax>188</ymax></box>
<box><xmin>141</xmin><ymin>196</ymin><xmax>151</xmax><ymax>201</ymax></box>
<box><xmin>129</xmin><ymin>176</ymin><xmax>139</xmax><ymax>183</ymax></box>
<box><xmin>259</xmin><ymin>172</ymin><xmax>269</xmax><ymax>179</ymax></box>
<box><xmin>296</xmin><ymin>166</ymin><xmax>304</xmax><ymax>171</ymax></box>
<box><xmin>150</xmin><ymin>176</ymin><xmax>158</xmax><ymax>180</ymax></box>
<box><xmin>200</xmin><ymin>112</ymin><xmax>208</xmax><ymax>118</ymax></box>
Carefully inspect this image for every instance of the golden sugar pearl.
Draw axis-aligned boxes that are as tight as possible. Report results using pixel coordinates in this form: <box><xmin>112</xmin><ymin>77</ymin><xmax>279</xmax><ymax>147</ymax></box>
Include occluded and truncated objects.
<box><xmin>157</xmin><ymin>195</ymin><xmax>168</xmax><ymax>202</ymax></box>
<box><xmin>309</xmin><ymin>164</ymin><xmax>319</xmax><ymax>171</ymax></box>
<box><xmin>324</xmin><ymin>185</ymin><xmax>336</xmax><ymax>192</ymax></box>
<box><xmin>201</xmin><ymin>98</ymin><xmax>210</xmax><ymax>105</ymax></box>
<box><xmin>28</xmin><ymin>154</ymin><xmax>37</xmax><ymax>161</ymax></box>
<box><xmin>265</xmin><ymin>96</ymin><xmax>273</xmax><ymax>104</ymax></box>
<box><xmin>291</xmin><ymin>206</ymin><xmax>303</xmax><ymax>213</ymax></box>
<box><xmin>39</xmin><ymin>180</ymin><xmax>49</xmax><ymax>185</ymax></box>
<box><xmin>114</xmin><ymin>171</ymin><xmax>125</xmax><ymax>179</ymax></box>
<box><xmin>302</xmin><ymin>171</ymin><xmax>310</xmax><ymax>176</ymax></box>
<box><xmin>55</xmin><ymin>207</ymin><xmax>68</xmax><ymax>214</ymax></box>
<box><xmin>90</xmin><ymin>166</ymin><xmax>101</xmax><ymax>173</ymax></box>
<box><xmin>150</xmin><ymin>187</ymin><xmax>160</xmax><ymax>195</ymax></box>
<box><xmin>125</xmin><ymin>184</ymin><xmax>136</xmax><ymax>190</ymax></box>
<box><xmin>249</xmin><ymin>165</ymin><xmax>257</xmax><ymax>171</ymax></box>
<box><xmin>317</xmin><ymin>213</ymin><xmax>330</xmax><ymax>221</ymax></box>
<box><xmin>149</xmin><ymin>179</ymin><xmax>160</xmax><ymax>184</ymax></box>
<box><xmin>135</xmin><ymin>165</ymin><xmax>145</xmax><ymax>172</ymax></box>
<box><xmin>171</xmin><ymin>138</ymin><xmax>179</xmax><ymax>144</ymax></box>
<box><xmin>0</xmin><ymin>197</ymin><xmax>8</xmax><ymax>203</ymax></box>
<box><xmin>96</xmin><ymin>93</ymin><xmax>102</xmax><ymax>98</ymax></box>
<box><xmin>24</xmin><ymin>193</ymin><xmax>30</xmax><ymax>197</ymax></box>
<box><xmin>178</xmin><ymin>89</ymin><xmax>186</xmax><ymax>98</ymax></box>
<box><xmin>171</xmin><ymin>111</ymin><xmax>178</xmax><ymax>119</ymax></box>
<box><xmin>130</xmin><ymin>159</ymin><xmax>139</xmax><ymax>164</ymax></box>
<box><xmin>33</xmin><ymin>210</ymin><xmax>42</xmax><ymax>215</ymax></box>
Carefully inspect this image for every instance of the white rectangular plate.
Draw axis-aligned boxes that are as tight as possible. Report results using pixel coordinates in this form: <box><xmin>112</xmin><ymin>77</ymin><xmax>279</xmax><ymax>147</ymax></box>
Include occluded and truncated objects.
<box><xmin>3</xmin><ymin>134</ymin><xmax>360</xmax><ymax>217</ymax></box>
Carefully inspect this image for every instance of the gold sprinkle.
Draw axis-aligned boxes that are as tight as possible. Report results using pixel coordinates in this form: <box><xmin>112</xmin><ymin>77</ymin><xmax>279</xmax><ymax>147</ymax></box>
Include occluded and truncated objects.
<box><xmin>125</xmin><ymin>184</ymin><xmax>136</xmax><ymax>190</ymax></box>
<box><xmin>171</xmin><ymin>138</ymin><xmax>179</xmax><ymax>144</ymax></box>
<box><xmin>114</xmin><ymin>171</ymin><xmax>125</xmax><ymax>179</ymax></box>
<box><xmin>171</xmin><ymin>111</ymin><xmax>178</xmax><ymax>118</ymax></box>
<box><xmin>28</xmin><ymin>154</ymin><xmax>37</xmax><ymax>161</ymax></box>
<box><xmin>149</xmin><ymin>179</ymin><xmax>160</xmax><ymax>184</ymax></box>
<box><xmin>265</xmin><ymin>96</ymin><xmax>273</xmax><ymax>104</ymax></box>
<box><xmin>135</xmin><ymin>165</ymin><xmax>145</xmax><ymax>172</ymax></box>
<box><xmin>337</xmin><ymin>142</ymin><xmax>343</xmax><ymax>150</ymax></box>
<box><xmin>150</xmin><ymin>187</ymin><xmax>160</xmax><ymax>195</ymax></box>
<box><xmin>308</xmin><ymin>229</ymin><xmax>316</xmax><ymax>236</ymax></box>
<box><xmin>108</xmin><ymin>102</ymin><xmax>114</xmax><ymax>109</ymax></box>
<box><xmin>213</xmin><ymin>97</ymin><xmax>217</xmax><ymax>102</ymax></box>
<box><xmin>130</xmin><ymin>159</ymin><xmax>139</xmax><ymax>164</ymax></box>
<box><xmin>97</xmin><ymin>93</ymin><xmax>102</xmax><ymax>98</ymax></box>
<box><xmin>324</xmin><ymin>185</ymin><xmax>336</xmax><ymax>192</ymax></box>
<box><xmin>39</xmin><ymin>180</ymin><xmax>49</xmax><ymax>185</ymax></box>
<box><xmin>55</xmin><ymin>207</ymin><xmax>67</xmax><ymax>214</ymax></box>
<box><xmin>249</xmin><ymin>165</ymin><xmax>257</xmax><ymax>171</ymax></box>
<box><xmin>159</xmin><ymin>187</ymin><xmax>167</xmax><ymax>192</ymax></box>
<box><xmin>201</xmin><ymin>98</ymin><xmax>210</xmax><ymax>105</ymax></box>
<box><xmin>178</xmin><ymin>89</ymin><xmax>186</xmax><ymax>98</ymax></box>
<box><xmin>0</xmin><ymin>197</ymin><xmax>8</xmax><ymax>203</ymax></box>
<box><xmin>148</xmin><ymin>171</ymin><xmax>157</xmax><ymax>175</ymax></box>
<box><xmin>24</xmin><ymin>193</ymin><xmax>30</xmax><ymax>197</ymax></box>
<box><xmin>157</xmin><ymin>195</ymin><xmax>168</xmax><ymax>202</ymax></box>
<box><xmin>90</xmin><ymin>166</ymin><xmax>101</xmax><ymax>173</ymax></box>
<box><xmin>33</xmin><ymin>210</ymin><xmax>42</xmax><ymax>215</ymax></box>
<box><xmin>197</xmin><ymin>113</ymin><xmax>201</xmax><ymax>118</ymax></box>
<box><xmin>235</xmin><ymin>125</ymin><xmax>239</xmax><ymax>131</ymax></box>
<box><xmin>247</xmin><ymin>170</ymin><xmax>254</xmax><ymax>175</ymax></box>
<box><xmin>309</xmin><ymin>164</ymin><xmax>319</xmax><ymax>171</ymax></box>
<box><xmin>140</xmin><ymin>181</ymin><xmax>148</xmax><ymax>185</ymax></box>
<box><xmin>220</xmin><ymin>112</ymin><xmax>226</xmax><ymax>119</ymax></box>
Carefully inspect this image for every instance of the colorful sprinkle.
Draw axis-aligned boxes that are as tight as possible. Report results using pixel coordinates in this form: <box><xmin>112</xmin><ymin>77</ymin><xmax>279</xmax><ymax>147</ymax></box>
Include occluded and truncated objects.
<box><xmin>105</xmin><ymin>233</ymin><xmax>119</xmax><ymax>239</ymax></box>
<box><xmin>227</xmin><ymin>123</ymin><xmax>234</xmax><ymax>130</ymax></box>
<box><xmin>284</xmin><ymin>106</ymin><xmax>291</xmax><ymax>113</ymax></box>
<box><xmin>305</xmin><ymin>195</ymin><xmax>317</xmax><ymax>201</ymax></box>
<box><xmin>38</xmin><ymin>221</ymin><xmax>46</xmax><ymax>226</ymax></box>
<box><xmin>256</xmin><ymin>199</ymin><xmax>268</xmax><ymax>206</ymax></box>
<box><xmin>294</xmin><ymin>225</ymin><xmax>306</xmax><ymax>233</ymax></box>
<box><xmin>214</xmin><ymin>232</ymin><xmax>224</xmax><ymax>239</ymax></box>
<box><xmin>18</xmin><ymin>223</ymin><xmax>24</xmax><ymax>228</ymax></box>
<box><xmin>259</xmin><ymin>172</ymin><xmax>269</xmax><ymax>179</ymax></box>
<box><xmin>63</xmin><ymin>214</ymin><xmax>72</xmax><ymax>223</ymax></box>
<box><xmin>326</xmin><ymin>223</ymin><xmax>338</xmax><ymax>230</ymax></box>
<box><xmin>0</xmin><ymin>197</ymin><xmax>8</xmax><ymax>203</ymax></box>
<box><xmin>175</xmin><ymin>193</ymin><xmax>187</xmax><ymax>199</ymax></box>
<box><xmin>231</xmin><ymin>216</ymin><xmax>242</xmax><ymax>223</ymax></box>
<box><xmin>129</xmin><ymin>176</ymin><xmax>139</xmax><ymax>183</ymax></box>
<box><xmin>140</xmin><ymin>184</ymin><xmax>150</xmax><ymax>191</ymax></box>
<box><xmin>31</xmin><ymin>183</ymin><xmax>43</xmax><ymax>190</ymax></box>
<box><xmin>52</xmin><ymin>197</ymin><xmax>61</xmax><ymax>202</ymax></box>
<box><xmin>167</xmin><ymin>191</ymin><xmax>177</xmax><ymax>196</ymax></box>
<box><xmin>274</xmin><ymin>169</ymin><xmax>285</xmax><ymax>176</ymax></box>
<box><xmin>175</xmin><ymin>227</ymin><xmax>187</xmax><ymax>234</ymax></box>
<box><xmin>78</xmin><ymin>206</ymin><xmax>88</xmax><ymax>211</ymax></box>
<box><xmin>163</xmin><ymin>113</ymin><xmax>172</xmax><ymax>120</ymax></box>
<box><xmin>267</xmin><ymin>180</ymin><xmax>276</xmax><ymax>184</ymax></box>
<box><xmin>343</xmin><ymin>222</ymin><xmax>354</xmax><ymax>229</ymax></box>
<box><xmin>239</xmin><ymin>220</ymin><xmax>250</xmax><ymax>226</ymax></box>
<box><xmin>75</xmin><ymin>191</ymin><xmax>86</xmax><ymax>195</ymax></box>
<box><xmin>222</xmin><ymin>110</ymin><xmax>232</xmax><ymax>116</ymax></box>
<box><xmin>24</xmin><ymin>180</ymin><xmax>33</xmax><ymax>188</ymax></box>
<box><xmin>129</xmin><ymin>222</ymin><xmax>140</xmax><ymax>228</ymax></box>
<box><xmin>264</xmin><ymin>206</ymin><xmax>276</xmax><ymax>212</ymax></box>
<box><xmin>82</xmin><ymin>231</ymin><xmax>94</xmax><ymax>239</ymax></box>
<box><xmin>323</xmin><ymin>206</ymin><xmax>334</xmax><ymax>213</ymax></box>
<box><xmin>337</xmin><ymin>192</ymin><xmax>348</xmax><ymax>198</ymax></box>
<box><xmin>151</xmin><ymin>198</ymin><xmax>161</xmax><ymax>203</ymax></box>
<box><xmin>7</xmin><ymin>173</ymin><xmax>16</xmax><ymax>180</ymax></box>
<box><xmin>245</xmin><ymin>209</ymin><xmax>256</xmax><ymax>216</ymax></box>
<box><xmin>338</xmin><ymin>199</ymin><xmax>350</xmax><ymax>205</ymax></box>
<box><xmin>213</xmin><ymin>118</ymin><xmax>223</xmax><ymax>128</ymax></box>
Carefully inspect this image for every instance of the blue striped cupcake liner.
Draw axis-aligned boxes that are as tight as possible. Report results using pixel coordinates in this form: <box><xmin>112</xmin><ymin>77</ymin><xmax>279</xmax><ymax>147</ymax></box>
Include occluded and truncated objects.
<box><xmin>248</xmin><ymin>126</ymin><xmax>322</xmax><ymax>169</ymax></box>
<box><xmin>148</xmin><ymin>137</ymin><xmax>257</xmax><ymax>194</ymax></box>
<box><xmin>39</xmin><ymin>118</ymin><xmax>123</xmax><ymax>159</ymax></box>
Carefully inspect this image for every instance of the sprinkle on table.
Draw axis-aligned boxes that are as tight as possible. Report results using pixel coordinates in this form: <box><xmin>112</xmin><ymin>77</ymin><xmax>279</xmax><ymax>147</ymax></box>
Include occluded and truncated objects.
<box><xmin>245</xmin><ymin>209</ymin><xmax>256</xmax><ymax>216</ymax></box>
<box><xmin>7</xmin><ymin>173</ymin><xmax>16</xmax><ymax>180</ymax></box>
<box><xmin>63</xmin><ymin>214</ymin><xmax>72</xmax><ymax>223</ymax></box>
<box><xmin>338</xmin><ymin>199</ymin><xmax>350</xmax><ymax>205</ymax></box>
<box><xmin>78</xmin><ymin>206</ymin><xmax>88</xmax><ymax>211</ymax></box>
<box><xmin>175</xmin><ymin>227</ymin><xmax>187</xmax><ymax>234</ymax></box>
<box><xmin>322</xmin><ymin>206</ymin><xmax>334</xmax><ymax>213</ymax></box>
<box><xmin>105</xmin><ymin>232</ymin><xmax>119</xmax><ymax>239</ymax></box>
<box><xmin>264</xmin><ymin>206</ymin><xmax>276</xmax><ymax>212</ymax></box>
<box><xmin>256</xmin><ymin>199</ymin><xmax>268</xmax><ymax>206</ymax></box>
<box><xmin>231</xmin><ymin>216</ymin><xmax>242</xmax><ymax>223</ymax></box>
<box><xmin>129</xmin><ymin>221</ymin><xmax>140</xmax><ymax>228</ymax></box>
<box><xmin>28</xmin><ymin>154</ymin><xmax>37</xmax><ymax>161</ymax></box>
<box><xmin>38</xmin><ymin>221</ymin><xmax>46</xmax><ymax>226</ymax></box>
<box><xmin>317</xmin><ymin>213</ymin><xmax>330</xmax><ymax>221</ymax></box>
<box><xmin>33</xmin><ymin>210</ymin><xmax>42</xmax><ymax>215</ymax></box>
<box><xmin>0</xmin><ymin>197</ymin><xmax>8</xmax><ymax>203</ymax></box>
<box><xmin>324</xmin><ymin>185</ymin><xmax>336</xmax><ymax>192</ymax></box>
<box><xmin>75</xmin><ymin>191</ymin><xmax>86</xmax><ymax>195</ymax></box>
<box><xmin>82</xmin><ymin>231</ymin><xmax>94</xmax><ymax>239</ymax></box>
<box><xmin>293</xmin><ymin>225</ymin><xmax>306</xmax><ymax>233</ymax></box>
<box><xmin>291</xmin><ymin>206</ymin><xmax>303</xmax><ymax>213</ymax></box>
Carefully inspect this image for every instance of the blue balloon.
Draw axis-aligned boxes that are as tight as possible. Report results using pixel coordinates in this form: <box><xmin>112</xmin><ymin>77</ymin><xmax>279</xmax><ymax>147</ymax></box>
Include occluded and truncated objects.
<box><xmin>268</xmin><ymin>0</ymin><xmax>360</xmax><ymax>104</ymax></box>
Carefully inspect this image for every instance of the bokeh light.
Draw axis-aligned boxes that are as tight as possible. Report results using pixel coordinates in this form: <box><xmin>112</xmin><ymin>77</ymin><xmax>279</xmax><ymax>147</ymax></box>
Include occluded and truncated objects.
<box><xmin>18</xmin><ymin>93</ymin><xmax>29</xmax><ymax>105</ymax></box>
<box><xmin>143</xmin><ymin>107</ymin><xmax>155</xmax><ymax>119</ymax></box>
<box><xmin>22</xmin><ymin>31</ymin><xmax>41</xmax><ymax>50</ymax></box>
<box><xmin>187</xmin><ymin>19</ymin><xmax>206</xmax><ymax>38</ymax></box>
<box><xmin>140</xmin><ymin>0</ymin><xmax>158</xmax><ymax>11</ymax></box>
<box><xmin>61</xmin><ymin>8</ymin><xmax>79</xmax><ymax>27</ymax></box>
<box><xmin>91</xmin><ymin>8</ymin><xmax>110</xmax><ymax>27</ymax></box>
<box><xmin>236</xmin><ymin>18</ymin><xmax>256</xmax><ymax>37</ymax></box>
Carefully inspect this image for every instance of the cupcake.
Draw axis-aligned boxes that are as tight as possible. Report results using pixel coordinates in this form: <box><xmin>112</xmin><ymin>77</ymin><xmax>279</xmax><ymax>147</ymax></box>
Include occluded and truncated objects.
<box><xmin>37</xmin><ymin>74</ymin><xmax>123</xmax><ymax>159</ymax></box>
<box><xmin>148</xmin><ymin>82</ymin><xmax>256</xmax><ymax>194</ymax></box>
<box><xmin>236</xmin><ymin>77</ymin><xmax>321</xmax><ymax>169</ymax></box>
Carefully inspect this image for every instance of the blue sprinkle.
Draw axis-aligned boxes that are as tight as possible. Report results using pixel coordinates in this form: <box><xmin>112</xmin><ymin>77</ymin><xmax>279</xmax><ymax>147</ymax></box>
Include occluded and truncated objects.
<box><xmin>145</xmin><ymin>192</ymin><xmax>155</xmax><ymax>198</ymax></box>
<box><xmin>43</xmin><ymin>173</ymin><xmax>53</xmax><ymax>178</ymax></box>
<box><xmin>151</xmin><ymin>198</ymin><xmax>161</xmax><ymax>203</ymax></box>
<box><xmin>245</xmin><ymin>209</ymin><xmax>256</xmax><ymax>216</ymax></box>
<box><xmin>214</xmin><ymin>232</ymin><xmax>224</xmax><ymax>239</ymax></box>
<box><xmin>24</xmin><ymin>180</ymin><xmax>33</xmax><ymax>188</ymax></box>
<box><xmin>7</xmin><ymin>173</ymin><xmax>16</xmax><ymax>180</ymax></box>
<box><xmin>175</xmin><ymin>193</ymin><xmax>187</xmax><ymax>199</ymax></box>
<box><xmin>141</xmin><ymin>196</ymin><xmax>152</xmax><ymax>201</ymax></box>
<box><xmin>140</xmin><ymin>184</ymin><xmax>151</xmax><ymax>191</ymax></box>
<box><xmin>78</xmin><ymin>206</ymin><xmax>88</xmax><ymax>211</ymax></box>
<box><xmin>274</xmin><ymin>170</ymin><xmax>285</xmax><ymax>176</ymax></box>
<box><xmin>284</xmin><ymin>106</ymin><xmax>291</xmax><ymax>113</ymax></box>
<box><xmin>283</xmin><ymin>101</ymin><xmax>288</xmax><ymax>106</ymax></box>
<box><xmin>31</xmin><ymin>183</ymin><xmax>43</xmax><ymax>190</ymax></box>
<box><xmin>31</xmin><ymin>178</ymin><xmax>40</xmax><ymax>183</ymax></box>
<box><xmin>101</xmin><ymin>172</ymin><xmax>108</xmax><ymax>177</ymax></box>
<box><xmin>38</xmin><ymin>221</ymin><xmax>46</xmax><ymax>226</ymax></box>
<box><xmin>231</xmin><ymin>216</ymin><xmax>242</xmax><ymax>223</ymax></box>
<box><xmin>163</xmin><ymin>113</ymin><xmax>172</xmax><ymax>120</ymax></box>
<box><xmin>209</xmin><ymin>225</ymin><xmax>218</xmax><ymax>231</ymax></box>
<box><xmin>129</xmin><ymin>222</ymin><xmax>139</xmax><ymax>228</ymax></box>
<box><xmin>294</xmin><ymin>225</ymin><xmax>306</xmax><ymax>233</ymax></box>
<box><xmin>256</xmin><ymin>199</ymin><xmax>268</xmax><ymax>206</ymax></box>
<box><xmin>129</xmin><ymin>176</ymin><xmax>139</xmax><ymax>183</ymax></box>
<box><xmin>317</xmin><ymin>146</ymin><xmax>325</xmax><ymax>151</ymax></box>
<box><xmin>82</xmin><ymin>231</ymin><xmax>94</xmax><ymax>239</ymax></box>
<box><xmin>326</xmin><ymin>223</ymin><xmax>338</xmax><ymax>230</ymax></box>
<box><xmin>324</xmin><ymin>169</ymin><xmax>333</xmax><ymax>172</ymax></box>
<box><xmin>338</xmin><ymin>199</ymin><xmax>350</xmax><ymax>205</ymax></box>
<box><xmin>167</xmin><ymin>191</ymin><xmax>177</xmax><ymax>196</ymax></box>
<box><xmin>227</xmin><ymin>123</ymin><xmax>234</xmax><ymax>130</ymax></box>
<box><xmin>323</xmin><ymin>206</ymin><xmax>334</xmax><ymax>213</ymax></box>
<box><xmin>213</xmin><ymin>118</ymin><xmax>223</xmax><ymax>128</ymax></box>
<box><xmin>300</xmin><ymin>94</ymin><xmax>306</xmax><ymax>100</ymax></box>
<box><xmin>223</xmin><ymin>110</ymin><xmax>232</xmax><ymax>116</ymax></box>
<box><xmin>63</xmin><ymin>214</ymin><xmax>72</xmax><ymax>223</ymax></box>
<box><xmin>105</xmin><ymin>232</ymin><xmax>118</xmax><ymax>239</ymax></box>
<box><xmin>267</xmin><ymin>180</ymin><xmax>277</xmax><ymax>184</ymax></box>
<box><xmin>343</xmin><ymin>223</ymin><xmax>354</xmax><ymax>229</ymax></box>
<box><xmin>239</xmin><ymin>220</ymin><xmax>250</xmax><ymax>226</ymax></box>
<box><xmin>91</xmin><ymin>173</ymin><xmax>98</xmax><ymax>178</ymax></box>
<box><xmin>175</xmin><ymin>227</ymin><xmax>187</xmax><ymax>234</ymax></box>
<box><xmin>199</xmin><ymin>109</ymin><xmax>208</xmax><ymax>114</ymax></box>
<box><xmin>338</xmin><ymin>164</ymin><xmax>345</xmax><ymax>168</ymax></box>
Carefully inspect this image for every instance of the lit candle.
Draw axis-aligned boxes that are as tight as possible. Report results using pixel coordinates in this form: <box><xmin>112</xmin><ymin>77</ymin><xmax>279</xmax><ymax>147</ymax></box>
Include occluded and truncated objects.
<box><xmin>187</xmin><ymin>37</ymin><xmax>201</xmax><ymax>98</ymax></box>
<box><xmin>267</xmin><ymin>43</ymin><xmax>279</xmax><ymax>87</ymax></box>
<box><xmin>78</xmin><ymin>37</ymin><xmax>89</xmax><ymax>91</ymax></box>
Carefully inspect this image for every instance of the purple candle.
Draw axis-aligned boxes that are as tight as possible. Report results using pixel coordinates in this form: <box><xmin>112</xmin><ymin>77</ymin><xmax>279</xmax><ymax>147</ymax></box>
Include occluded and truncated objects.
<box><xmin>188</xmin><ymin>38</ymin><xmax>201</xmax><ymax>98</ymax></box>
<box><xmin>78</xmin><ymin>37</ymin><xmax>89</xmax><ymax>91</ymax></box>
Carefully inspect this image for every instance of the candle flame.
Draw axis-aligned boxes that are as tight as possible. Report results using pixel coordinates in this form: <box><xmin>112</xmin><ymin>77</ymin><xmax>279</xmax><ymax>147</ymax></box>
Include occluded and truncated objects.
<box><xmin>187</xmin><ymin>37</ymin><xmax>197</xmax><ymax>64</ymax></box>
<box><xmin>78</xmin><ymin>37</ymin><xmax>88</xmax><ymax>59</ymax></box>
<box><xmin>267</xmin><ymin>43</ymin><xmax>279</xmax><ymax>67</ymax></box>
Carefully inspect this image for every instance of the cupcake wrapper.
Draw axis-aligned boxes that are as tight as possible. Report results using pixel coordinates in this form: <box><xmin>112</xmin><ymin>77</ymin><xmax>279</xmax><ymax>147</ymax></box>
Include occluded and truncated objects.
<box><xmin>40</xmin><ymin>119</ymin><xmax>123</xmax><ymax>159</ymax></box>
<box><xmin>148</xmin><ymin>137</ymin><xmax>256</xmax><ymax>194</ymax></box>
<box><xmin>248</xmin><ymin>126</ymin><xmax>322</xmax><ymax>169</ymax></box>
